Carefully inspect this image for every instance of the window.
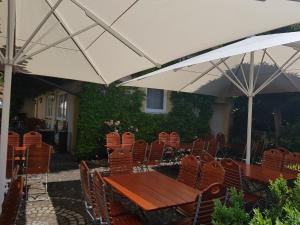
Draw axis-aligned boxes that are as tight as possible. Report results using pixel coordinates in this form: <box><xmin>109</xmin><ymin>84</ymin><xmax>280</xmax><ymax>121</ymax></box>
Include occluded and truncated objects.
<box><xmin>45</xmin><ymin>95</ymin><xmax>54</xmax><ymax>118</ymax></box>
<box><xmin>57</xmin><ymin>94</ymin><xmax>67</xmax><ymax>120</ymax></box>
<box><xmin>145</xmin><ymin>88</ymin><xmax>167</xmax><ymax>113</ymax></box>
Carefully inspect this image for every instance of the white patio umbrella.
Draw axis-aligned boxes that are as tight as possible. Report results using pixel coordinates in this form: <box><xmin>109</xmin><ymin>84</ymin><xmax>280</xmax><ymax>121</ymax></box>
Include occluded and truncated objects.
<box><xmin>120</xmin><ymin>32</ymin><xmax>300</xmax><ymax>165</ymax></box>
<box><xmin>1</xmin><ymin>0</ymin><xmax>300</xmax><ymax>207</ymax></box>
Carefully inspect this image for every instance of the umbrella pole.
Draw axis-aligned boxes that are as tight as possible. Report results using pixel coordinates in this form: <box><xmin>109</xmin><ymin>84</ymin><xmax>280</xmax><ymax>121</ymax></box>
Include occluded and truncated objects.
<box><xmin>246</xmin><ymin>52</ymin><xmax>255</xmax><ymax>164</ymax></box>
<box><xmin>0</xmin><ymin>0</ymin><xmax>16</xmax><ymax>209</ymax></box>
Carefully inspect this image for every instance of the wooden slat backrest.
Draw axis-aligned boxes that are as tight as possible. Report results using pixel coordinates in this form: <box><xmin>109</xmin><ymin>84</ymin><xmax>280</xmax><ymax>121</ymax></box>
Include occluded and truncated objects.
<box><xmin>158</xmin><ymin>132</ymin><xmax>169</xmax><ymax>144</ymax></box>
<box><xmin>194</xmin><ymin>183</ymin><xmax>227</xmax><ymax>225</ymax></box>
<box><xmin>198</xmin><ymin>161</ymin><xmax>225</xmax><ymax>191</ymax></box>
<box><xmin>262</xmin><ymin>149</ymin><xmax>285</xmax><ymax>171</ymax></box>
<box><xmin>169</xmin><ymin>132</ymin><xmax>180</xmax><ymax>149</ymax></box>
<box><xmin>6</xmin><ymin>145</ymin><xmax>14</xmax><ymax>179</ymax></box>
<box><xmin>147</xmin><ymin>140</ymin><xmax>164</xmax><ymax>165</ymax></box>
<box><xmin>191</xmin><ymin>139</ymin><xmax>205</xmax><ymax>157</ymax></box>
<box><xmin>282</xmin><ymin>152</ymin><xmax>300</xmax><ymax>173</ymax></box>
<box><xmin>132</xmin><ymin>140</ymin><xmax>147</xmax><ymax>166</ymax></box>
<box><xmin>92</xmin><ymin>171</ymin><xmax>110</xmax><ymax>223</ymax></box>
<box><xmin>121</xmin><ymin>132</ymin><xmax>135</xmax><ymax>151</ymax></box>
<box><xmin>23</xmin><ymin>131</ymin><xmax>42</xmax><ymax>147</ymax></box>
<box><xmin>8</xmin><ymin>131</ymin><xmax>20</xmax><ymax>147</ymax></box>
<box><xmin>200</xmin><ymin>152</ymin><xmax>215</xmax><ymax>166</ymax></box>
<box><xmin>106</xmin><ymin>132</ymin><xmax>121</xmax><ymax>149</ymax></box>
<box><xmin>220</xmin><ymin>158</ymin><xmax>242</xmax><ymax>190</ymax></box>
<box><xmin>109</xmin><ymin>150</ymin><xmax>133</xmax><ymax>176</ymax></box>
<box><xmin>26</xmin><ymin>144</ymin><xmax>51</xmax><ymax>174</ymax></box>
<box><xmin>177</xmin><ymin>155</ymin><xmax>200</xmax><ymax>188</ymax></box>
<box><xmin>79</xmin><ymin>161</ymin><xmax>94</xmax><ymax>207</ymax></box>
<box><xmin>207</xmin><ymin>138</ymin><xmax>218</xmax><ymax>157</ymax></box>
<box><xmin>0</xmin><ymin>176</ymin><xmax>24</xmax><ymax>225</ymax></box>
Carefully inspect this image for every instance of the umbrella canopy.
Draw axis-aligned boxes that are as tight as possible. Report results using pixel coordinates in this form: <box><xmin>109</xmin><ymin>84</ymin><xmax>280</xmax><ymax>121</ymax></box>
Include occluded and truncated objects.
<box><xmin>2</xmin><ymin>0</ymin><xmax>300</xmax><ymax>208</ymax></box>
<box><xmin>121</xmin><ymin>32</ymin><xmax>300</xmax><ymax>164</ymax></box>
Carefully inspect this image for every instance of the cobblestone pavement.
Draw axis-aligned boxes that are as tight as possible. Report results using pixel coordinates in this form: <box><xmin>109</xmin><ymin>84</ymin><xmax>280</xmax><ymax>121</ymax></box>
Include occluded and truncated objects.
<box><xmin>15</xmin><ymin>153</ymin><xmax>182</xmax><ymax>225</ymax></box>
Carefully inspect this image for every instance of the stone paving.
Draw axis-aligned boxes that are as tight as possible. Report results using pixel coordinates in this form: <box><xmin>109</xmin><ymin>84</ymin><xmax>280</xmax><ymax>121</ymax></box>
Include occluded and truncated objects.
<box><xmin>15</xmin><ymin>153</ymin><xmax>182</xmax><ymax>225</ymax></box>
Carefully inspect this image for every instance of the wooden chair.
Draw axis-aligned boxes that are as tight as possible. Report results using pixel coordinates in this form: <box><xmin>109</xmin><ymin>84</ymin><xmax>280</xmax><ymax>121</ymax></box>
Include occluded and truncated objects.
<box><xmin>8</xmin><ymin>131</ymin><xmax>20</xmax><ymax>147</ymax></box>
<box><xmin>261</xmin><ymin>149</ymin><xmax>285</xmax><ymax>171</ymax></box>
<box><xmin>23</xmin><ymin>131</ymin><xmax>42</xmax><ymax>147</ymax></box>
<box><xmin>109</xmin><ymin>150</ymin><xmax>133</xmax><ymax>176</ymax></box>
<box><xmin>92</xmin><ymin>171</ymin><xmax>144</xmax><ymax>225</ymax></box>
<box><xmin>121</xmin><ymin>132</ymin><xmax>135</xmax><ymax>151</ymax></box>
<box><xmin>25</xmin><ymin>144</ymin><xmax>52</xmax><ymax>199</ymax></box>
<box><xmin>198</xmin><ymin>161</ymin><xmax>225</xmax><ymax>191</ymax></box>
<box><xmin>158</xmin><ymin>131</ymin><xmax>169</xmax><ymax>144</ymax></box>
<box><xmin>176</xmin><ymin>183</ymin><xmax>227</xmax><ymax>225</ymax></box>
<box><xmin>0</xmin><ymin>176</ymin><xmax>24</xmax><ymax>225</ymax></box>
<box><xmin>191</xmin><ymin>138</ymin><xmax>205</xmax><ymax>157</ymax></box>
<box><xmin>6</xmin><ymin>145</ymin><xmax>15</xmax><ymax>179</ymax></box>
<box><xmin>199</xmin><ymin>152</ymin><xmax>215</xmax><ymax>166</ymax></box>
<box><xmin>282</xmin><ymin>152</ymin><xmax>300</xmax><ymax>174</ymax></box>
<box><xmin>132</xmin><ymin>140</ymin><xmax>148</xmax><ymax>167</ymax></box>
<box><xmin>220</xmin><ymin>158</ymin><xmax>259</xmax><ymax>204</ymax></box>
<box><xmin>169</xmin><ymin>132</ymin><xmax>181</xmax><ymax>149</ymax></box>
<box><xmin>106</xmin><ymin>132</ymin><xmax>121</xmax><ymax>151</ymax></box>
<box><xmin>146</xmin><ymin>140</ymin><xmax>165</xmax><ymax>167</ymax></box>
<box><xmin>207</xmin><ymin>138</ymin><xmax>218</xmax><ymax>157</ymax></box>
<box><xmin>177</xmin><ymin>155</ymin><xmax>200</xmax><ymax>188</ymax></box>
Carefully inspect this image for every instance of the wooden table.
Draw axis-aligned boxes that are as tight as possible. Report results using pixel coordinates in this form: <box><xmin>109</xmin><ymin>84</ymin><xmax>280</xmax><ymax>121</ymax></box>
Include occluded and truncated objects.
<box><xmin>238</xmin><ymin>162</ymin><xmax>297</xmax><ymax>184</ymax></box>
<box><xmin>104</xmin><ymin>171</ymin><xmax>199</xmax><ymax>211</ymax></box>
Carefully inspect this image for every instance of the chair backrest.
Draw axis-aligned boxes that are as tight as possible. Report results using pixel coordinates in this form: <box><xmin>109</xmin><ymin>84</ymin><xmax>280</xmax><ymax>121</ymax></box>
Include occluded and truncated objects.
<box><xmin>26</xmin><ymin>144</ymin><xmax>52</xmax><ymax>174</ymax></box>
<box><xmin>147</xmin><ymin>140</ymin><xmax>165</xmax><ymax>165</ymax></box>
<box><xmin>109</xmin><ymin>150</ymin><xmax>133</xmax><ymax>176</ymax></box>
<box><xmin>8</xmin><ymin>131</ymin><xmax>20</xmax><ymax>147</ymax></box>
<box><xmin>282</xmin><ymin>152</ymin><xmax>300</xmax><ymax>173</ymax></box>
<box><xmin>79</xmin><ymin>161</ymin><xmax>94</xmax><ymax>207</ymax></box>
<box><xmin>92</xmin><ymin>171</ymin><xmax>110</xmax><ymax>224</ymax></box>
<box><xmin>106</xmin><ymin>132</ymin><xmax>120</xmax><ymax>149</ymax></box>
<box><xmin>177</xmin><ymin>155</ymin><xmax>200</xmax><ymax>188</ymax></box>
<box><xmin>169</xmin><ymin>132</ymin><xmax>180</xmax><ymax>149</ymax></box>
<box><xmin>262</xmin><ymin>149</ymin><xmax>285</xmax><ymax>171</ymax></box>
<box><xmin>207</xmin><ymin>138</ymin><xmax>218</xmax><ymax>157</ymax></box>
<box><xmin>121</xmin><ymin>132</ymin><xmax>135</xmax><ymax>151</ymax></box>
<box><xmin>158</xmin><ymin>131</ymin><xmax>169</xmax><ymax>144</ymax></box>
<box><xmin>198</xmin><ymin>161</ymin><xmax>225</xmax><ymax>191</ymax></box>
<box><xmin>200</xmin><ymin>152</ymin><xmax>215</xmax><ymax>165</ymax></box>
<box><xmin>0</xmin><ymin>176</ymin><xmax>24</xmax><ymax>225</ymax></box>
<box><xmin>23</xmin><ymin>131</ymin><xmax>42</xmax><ymax>147</ymax></box>
<box><xmin>193</xmin><ymin>183</ymin><xmax>227</xmax><ymax>225</ymax></box>
<box><xmin>132</xmin><ymin>139</ymin><xmax>147</xmax><ymax>166</ymax></box>
<box><xmin>6</xmin><ymin>145</ymin><xmax>14</xmax><ymax>179</ymax></box>
<box><xmin>220</xmin><ymin>158</ymin><xmax>242</xmax><ymax>190</ymax></box>
<box><xmin>191</xmin><ymin>138</ymin><xmax>205</xmax><ymax>157</ymax></box>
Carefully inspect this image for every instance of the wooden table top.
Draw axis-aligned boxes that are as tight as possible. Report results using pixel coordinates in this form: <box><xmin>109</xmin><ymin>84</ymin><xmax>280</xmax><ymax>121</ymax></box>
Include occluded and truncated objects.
<box><xmin>104</xmin><ymin>171</ymin><xmax>199</xmax><ymax>211</ymax></box>
<box><xmin>238</xmin><ymin>162</ymin><xmax>297</xmax><ymax>184</ymax></box>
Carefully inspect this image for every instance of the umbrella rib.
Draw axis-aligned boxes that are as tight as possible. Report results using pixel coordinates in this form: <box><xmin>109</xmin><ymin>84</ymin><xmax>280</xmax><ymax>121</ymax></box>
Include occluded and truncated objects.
<box><xmin>43</xmin><ymin>0</ymin><xmax>108</xmax><ymax>85</ymax></box>
<box><xmin>254</xmin><ymin>50</ymin><xmax>300</xmax><ymax>95</ymax></box>
<box><xmin>83</xmin><ymin>0</ymin><xmax>140</xmax><ymax>51</ymax></box>
<box><xmin>0</xmin><ymin>51</ymin><xmax>4</xmax><ymax>64</ymax></box>
<box><xmin>236</xmin><ymin>54</ymin><xmax>249</xmax><ymax>91</ymax></box>
<box><xmin>265</xmin><ymin>50</ymin><xmax>300</xmax><ymax>92</ymax></box>
<box><xmin>210</xmin><ymin>61</ymin><xmax>248</xmax><ymax>96</ymax></box>
<box><xmin>13</xmin><ymin>0</ymin><xmax>64</xmax><ymax>63</ymax></box>
<box><xmin>222</xmin><ymin>61</ymin><xmax>248</xmax><ymax>93</ymax></box>
<box><xmin>70</xmin><ymin>0</ymin><xmax>161</xmax><ymax>68</ymax></box>
<box><xmin>178</xmin><ymin>57</ymin><xmax>229</xmax><ymax>92</ymax></box>
<box><xmin>253</xmin><ymin>49</ymin><xmax>266</xmax><ymax>89</ymax></box>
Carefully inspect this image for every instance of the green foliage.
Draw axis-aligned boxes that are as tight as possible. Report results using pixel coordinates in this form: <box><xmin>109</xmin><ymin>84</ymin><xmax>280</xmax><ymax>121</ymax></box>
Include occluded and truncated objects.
<box><xmin>212</xmin><ymin>188</ymin><xmax>249</xmax><ymax>225</ymax></box>
<box><xmin>76</xmin><ymin>83</ymin><xmax>215</xmax><ymax>159</ymax></box>
<box><xmin>279</xmin><ymin>117</ymin><xmax>300</xmax><ymax>151</ymax></box>
<box><xmin>249</xmin><ymin>209</ymin><xmax>273</xmax><ymax>225</ymax></box>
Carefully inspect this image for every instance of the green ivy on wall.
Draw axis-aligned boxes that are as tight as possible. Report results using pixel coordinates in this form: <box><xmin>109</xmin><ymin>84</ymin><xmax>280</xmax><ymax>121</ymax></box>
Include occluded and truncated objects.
<box><xmin>76</xmin><ymin>83</ymin><xmax>215</xmax><ymax>159</ymax></box>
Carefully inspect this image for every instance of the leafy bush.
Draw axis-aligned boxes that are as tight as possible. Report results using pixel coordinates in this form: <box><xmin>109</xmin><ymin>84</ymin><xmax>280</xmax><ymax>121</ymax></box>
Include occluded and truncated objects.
<box><xmin>212</xmin><ymin>188</ymin><xmax>250</xmax><ymax>225</ymax></box>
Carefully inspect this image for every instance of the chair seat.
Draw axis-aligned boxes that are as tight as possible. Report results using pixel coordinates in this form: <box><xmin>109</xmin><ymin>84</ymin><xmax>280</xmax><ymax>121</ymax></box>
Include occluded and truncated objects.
<box><xmin>244</xmin><ymin>192</ymin><xmax>260</xmax><ymax>203</ymax></box>
<box><xmin>109</xmin><ymin>200</ymin><xmax>128</xmax><ymax>216</ymax></box>
<box><xmin>176</xmin><ymin>203</ymin><xmax>195</xmax><ymax>217</ymax></box>
<box><xmin>113</xmin><ymin>214</ymin><xmax>146</xmax><ymax>225</ymax></box>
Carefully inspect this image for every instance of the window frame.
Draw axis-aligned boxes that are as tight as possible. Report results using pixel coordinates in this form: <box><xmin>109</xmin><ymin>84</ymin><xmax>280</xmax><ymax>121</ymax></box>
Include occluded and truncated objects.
<box><xmin>45</xmin><ymin>94</ymin><xmax>55</xmax><ymax>119</ymax></box>
<box><xmin>56</xmin><ymin>94</ymin><xmax>67</xmax><ymax>121</ymax></box>
<box><xmin>145</xmin><ymin>88</ymin><xmax>167</xmax><ymax>114</ymax></box>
